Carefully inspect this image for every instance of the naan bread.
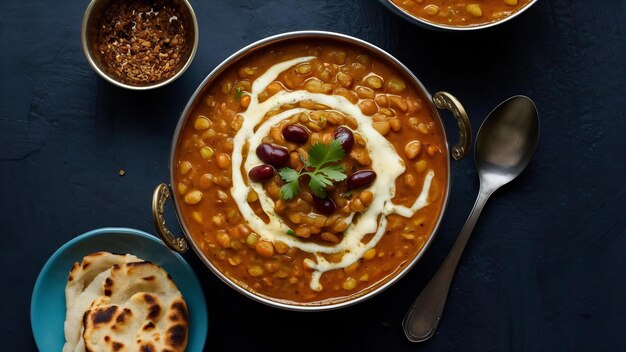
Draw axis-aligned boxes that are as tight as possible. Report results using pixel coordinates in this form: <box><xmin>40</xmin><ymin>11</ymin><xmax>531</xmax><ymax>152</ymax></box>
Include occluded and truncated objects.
<box><xmin>63</xmin><ymin>252</ymin><xmax>142</xmax><ymax>352</ymax></box>
<box><xmin>82</xmin><ymin>262</ymin><xmax>189</xmax><ymax>352</ymax></box>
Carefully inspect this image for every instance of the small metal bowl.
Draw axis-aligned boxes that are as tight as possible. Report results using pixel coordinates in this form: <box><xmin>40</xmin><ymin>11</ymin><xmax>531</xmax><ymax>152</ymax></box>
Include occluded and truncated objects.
<box><xmin>379</xmin><ymin>0</ymin><xmax>537</xmax><ymax>31</ymax></box>
<box><xmin>81</xmin><ymin>0</ymin><xmax>198</xmax><ymax>90</ymax></box>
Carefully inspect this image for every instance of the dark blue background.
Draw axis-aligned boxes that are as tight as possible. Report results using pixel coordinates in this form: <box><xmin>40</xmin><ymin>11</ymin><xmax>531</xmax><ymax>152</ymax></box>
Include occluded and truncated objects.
<box><xmin>1</xmin><ymin>0</ymin><xmax>624</xmax><ymax>351</ymax></box>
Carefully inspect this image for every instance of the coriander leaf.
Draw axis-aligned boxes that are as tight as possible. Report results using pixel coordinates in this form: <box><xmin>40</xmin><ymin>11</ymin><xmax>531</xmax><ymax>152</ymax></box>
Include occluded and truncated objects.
<box><xmin>279</xmin><ymin>168</ymin><xmax>301</xmax><ymax>199</ymax></box>
<box><xmin>280</xmin><ymin>180</ymin><xmax>300</xmax><ymax>200</ymax></box>
<box><xmin>278</xmin><ymin>167</ymin><xmax>299</xmax><ymax>183</ymax></box>
<box><xmin>279</xmin><ymin>168</ymin><xmax>302</xmax><ymax>200</ymax></box>
<box><xmin>277</xmin><ymin>140</ymin><xmax>348</xmax><ymax>201</ymax></box>
<box><xmin>318</xmin><ymin>164</ymin><xmax>346</xmax><ymax>181</ymax></box>
<box><xmin>307</xmin><ymin>140</ymin><xmax>345</xmax><ymax>168</ymax></box>
<box><xmin>286</xmin><ymin>229</ymin><xmax>295</xmax><ymax>236</ymax></box>
<box><xmin>235</xmin><ymin>87</ymin><xmax>244</xmax><ymax>101</ymax></box>
<box><xmin>308</xmin><ymin>173</ymin><xmax>333</xmax><ymax>198</ymax></box>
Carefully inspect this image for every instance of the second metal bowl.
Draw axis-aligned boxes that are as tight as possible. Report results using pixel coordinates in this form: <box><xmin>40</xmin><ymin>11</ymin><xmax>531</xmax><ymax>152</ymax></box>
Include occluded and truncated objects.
<box><xmin>379</xmin><ymin>0</ymin><xmax>538</xmax><ymax>31</ymax></box>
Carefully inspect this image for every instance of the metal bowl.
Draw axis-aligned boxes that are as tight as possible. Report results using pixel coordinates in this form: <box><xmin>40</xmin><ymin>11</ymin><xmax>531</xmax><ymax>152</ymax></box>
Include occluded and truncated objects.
<box><xmin>152</xmin><ymin>31</ymin><xmax>472</xmax><ymax>311</ymax></box>
<box><xmin>81</xmin><ymin>0</ymin><xmax>198</xmax><ymax>90</ymax></box>
<box><xmin>379</xmin><ymin>0</ymin><xmax>538</xmax><ymax>31</ymax></box>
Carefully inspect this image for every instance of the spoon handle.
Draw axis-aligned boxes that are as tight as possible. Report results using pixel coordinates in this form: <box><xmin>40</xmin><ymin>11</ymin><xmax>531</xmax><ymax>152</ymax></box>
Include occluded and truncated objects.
<box><xmin>403</xmin><ymin>189</ymin><xmax>491</xmax><ymax>342</ymax></box>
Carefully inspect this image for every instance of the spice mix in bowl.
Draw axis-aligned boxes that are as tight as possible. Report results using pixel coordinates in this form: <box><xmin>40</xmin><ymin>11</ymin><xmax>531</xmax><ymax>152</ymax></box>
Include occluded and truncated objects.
<box><xmin>82</xmin><ymin>0</ymin><xmax>198</xmax><ymax>89</ymax></box>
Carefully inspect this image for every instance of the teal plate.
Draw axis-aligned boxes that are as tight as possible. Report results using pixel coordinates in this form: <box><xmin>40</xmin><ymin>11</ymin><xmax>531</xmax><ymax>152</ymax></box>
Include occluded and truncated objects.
<box><xmin>31</xmin><ymin>227</ymin><xmax>207</xmax><ymax>351</ymax></box>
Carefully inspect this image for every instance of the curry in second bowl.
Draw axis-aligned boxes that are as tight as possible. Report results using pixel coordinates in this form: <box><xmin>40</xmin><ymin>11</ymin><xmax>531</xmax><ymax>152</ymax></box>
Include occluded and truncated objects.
<box><xmin>390</xmin><ymin>0</ymin><xmax>533</xmax><ymax>28</ymax></box>
<box><xmin>172</xmin><ymin>39</ymin><xmax>448</xmax><ymax>305</ymax></box>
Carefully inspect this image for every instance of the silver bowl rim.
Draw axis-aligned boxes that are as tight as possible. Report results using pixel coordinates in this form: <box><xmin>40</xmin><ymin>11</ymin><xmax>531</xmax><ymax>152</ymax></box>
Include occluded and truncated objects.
<box><xmin>168</xmin><ymin>30</ymin><xmax>454</xmax><ymax>311</ymax></box>
<box><xmin>379</xmin><ymin>0</ymin><xmax>538</xmax><ymax>31</ymax></box>
<box><xmin>81</xmin><ymin>0</ymin><xmax>199</xmax><ymax>90</ymax></box>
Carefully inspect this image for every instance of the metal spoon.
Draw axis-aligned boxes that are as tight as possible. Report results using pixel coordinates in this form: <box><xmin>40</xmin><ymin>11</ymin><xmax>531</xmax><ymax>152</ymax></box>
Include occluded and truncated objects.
<box><xmin>403</xmin><ymin>96</ymin><xmax>539</xmax><ymax>342</ymax></box>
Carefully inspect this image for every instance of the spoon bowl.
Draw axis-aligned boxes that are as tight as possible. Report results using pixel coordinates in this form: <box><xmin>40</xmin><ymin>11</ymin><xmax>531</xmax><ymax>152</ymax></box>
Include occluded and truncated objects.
<box><xmin>403</xmin><ymin>96</ymin><xmax>539</xmax><ymax>342</ymax></box>
<box><xmin>476</xmin><ymin>96</ymin><xmax>540</xmax><ymax>189</ymax></box>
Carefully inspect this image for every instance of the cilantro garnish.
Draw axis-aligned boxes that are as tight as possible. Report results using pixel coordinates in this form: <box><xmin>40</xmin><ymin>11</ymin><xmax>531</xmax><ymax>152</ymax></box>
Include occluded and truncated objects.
<box><xmin>278</xmin><ymin>140</ymin><xmax>347</xmax><ymax>200</ymax></box>
<box><xmin>286</xmin><ymin>229</ymin><xmax>295</xmax><ymax>236</ymax></box>
<box><xmin>234</xmin><ymin>87</ymin><xmax>244</xmax><ymax>101</ymax></box>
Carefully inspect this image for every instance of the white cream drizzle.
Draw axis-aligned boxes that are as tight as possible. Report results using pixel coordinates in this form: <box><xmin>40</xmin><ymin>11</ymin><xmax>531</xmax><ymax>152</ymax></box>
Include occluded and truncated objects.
<box><xmin>229</xmin><ymin>57</ymin><xmax>435</xmax><ymax>291</ymax></box>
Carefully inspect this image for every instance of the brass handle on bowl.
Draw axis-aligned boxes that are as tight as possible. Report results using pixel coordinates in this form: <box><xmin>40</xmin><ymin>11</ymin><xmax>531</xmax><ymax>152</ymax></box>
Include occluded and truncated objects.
<box><xmin>433</xmin><ymin>92</ymin><xmax>472</xmax><ymax>160</ymax></box>
<box><xmin>152</xmin><ymin>183</ymin><xmax>189</xmax><ymax>253</ymax></box>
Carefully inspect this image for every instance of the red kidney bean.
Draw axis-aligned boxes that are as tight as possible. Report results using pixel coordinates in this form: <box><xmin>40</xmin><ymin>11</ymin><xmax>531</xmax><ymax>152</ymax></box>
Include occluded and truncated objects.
<box><xmin>333</xmin><ymin>126</ymin><xmax>354</xmax><ymax>152</ymax></box>
<box><xmin>282</xmin><ymin>124</ymin><xmax>309</xmax><ymax>144</ymax></box>
<box><xmin>347</xmin><ymin>170</ymin><xmax>376</xmax><ymax>190</ymax></box>
<box><xmin>248</xmin><ymin>164</ymin><xmax>275</xmax><ymax>182</ymax></box>
<box><xmin>256</xmin><ymin>143</ymin><xmax>289</xmax><ymax>167</ymax></box>
<box><xmin>313</xmin><ymin>195</ymin><xmax>336</xmax><ymax>215</ymax></box>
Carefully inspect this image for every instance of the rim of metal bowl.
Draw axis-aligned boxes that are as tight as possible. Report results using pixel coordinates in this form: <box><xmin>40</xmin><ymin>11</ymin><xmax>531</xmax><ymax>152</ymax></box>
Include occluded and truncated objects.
<box><xmin>381</xmin><ymin>0</ymin><xmax>538</xmax><ymax>31</ymax></box>
<box><xmin>169</xmin><ymin>30</ymin><xmax>453</xmax><ymax>311</ymax></box>
<box><xmin>81</xmin><ymin>0</ymin><xmax>199</xmax><ymax>90</ymax></box>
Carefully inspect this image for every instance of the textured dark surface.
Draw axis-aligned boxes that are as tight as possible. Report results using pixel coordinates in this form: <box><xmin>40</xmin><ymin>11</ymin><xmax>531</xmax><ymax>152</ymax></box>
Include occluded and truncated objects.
<box><xmin>1</xmin><ymin>0</ymin><xmax>625</xmax><ymax>351</ymax></box>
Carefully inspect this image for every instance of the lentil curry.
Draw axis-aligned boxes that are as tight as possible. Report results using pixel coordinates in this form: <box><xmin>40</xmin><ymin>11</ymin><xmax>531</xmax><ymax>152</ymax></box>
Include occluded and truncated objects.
<box><xmin>173</xmin><ymin>40</ymin><xmax>448</xmax><ymax>305</ymax></box>
<box><xmin>390</xmin><ymin>0</ymin><xmax>532</xmax><ymax>27</ymax></box>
